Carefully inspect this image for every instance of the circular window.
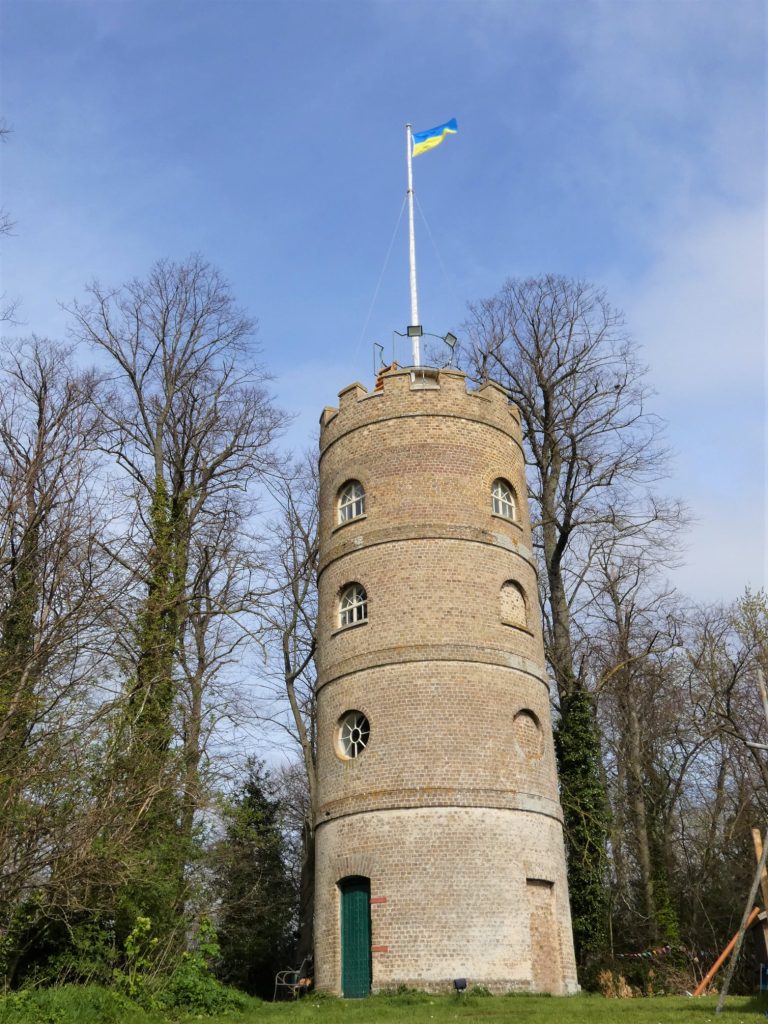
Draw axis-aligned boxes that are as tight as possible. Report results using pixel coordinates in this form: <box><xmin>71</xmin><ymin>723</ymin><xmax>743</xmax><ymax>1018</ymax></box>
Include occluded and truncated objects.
<box><xmin>337</xmin><ymin>710</ymin><xmax>370</xmax><ymax>758</ymax></box>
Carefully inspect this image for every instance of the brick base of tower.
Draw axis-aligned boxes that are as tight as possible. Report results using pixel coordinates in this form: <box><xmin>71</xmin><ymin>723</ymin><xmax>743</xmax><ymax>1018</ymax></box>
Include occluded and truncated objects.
<box><xmin>315</xmin><ymin>807</ymin><xmax>578</xmax><ymax>994</ymax></box>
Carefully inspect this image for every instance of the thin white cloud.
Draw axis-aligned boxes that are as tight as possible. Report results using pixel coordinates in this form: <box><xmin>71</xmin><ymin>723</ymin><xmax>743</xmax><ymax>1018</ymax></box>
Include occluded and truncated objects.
<box><xmin>606</xmin><ymin>198</ymin><xmax>766</xmax><ymax>601</ymax></box>
<box><xmin>666</xmin><ymin>497</ymin><xmax>766</xmax><ymax>602</ymax></box>
<box><xmin>621</xmin><ymin>201</ymin><xmax>765</xmax><ymax>400</ymax></box>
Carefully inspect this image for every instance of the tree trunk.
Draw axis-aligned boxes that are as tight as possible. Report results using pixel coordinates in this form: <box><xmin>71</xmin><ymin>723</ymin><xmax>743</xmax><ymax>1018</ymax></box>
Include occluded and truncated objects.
<box><xmin>296</xmin><ymin>818</ymin><xmax>315</xmax><ymax>963</ymax></box>
<box><xmin>624</xmin><ymin>699</ymin><xmax>657</xmax><ymax>938</ymax></box>
<box><xmin>555</xmin><ymin>689</ymin><xmax>610</xmax><ymax>966</ymax></box>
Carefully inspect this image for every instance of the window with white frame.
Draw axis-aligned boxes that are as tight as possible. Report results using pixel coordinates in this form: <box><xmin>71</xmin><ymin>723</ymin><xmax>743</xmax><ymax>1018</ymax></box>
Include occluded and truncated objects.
<box><xmin>492</xmin><ymin>478</ymin><xmax>517</xmax><ymax>520</ymax></box>
<box><xmin>339</xmin><ymin>583</ymin><xmax>368</xmax><ymax>628</ymax></box>
<box><xmin>337</xmin><ymin>710</ymin><xmax>370</xmax><ymax>758</ymax></box>
<box><xmin>338</xmin><ymin>480</ymin><xmax>365</xmax><ymax>523</ymax></box>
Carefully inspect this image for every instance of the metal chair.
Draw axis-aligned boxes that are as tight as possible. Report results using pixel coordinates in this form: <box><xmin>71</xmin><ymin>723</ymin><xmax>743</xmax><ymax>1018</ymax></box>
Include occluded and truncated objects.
<box><xmin>273</xmin><ymin>956</ymin><xmax>312</xmax><ymax>1001</ymax></box>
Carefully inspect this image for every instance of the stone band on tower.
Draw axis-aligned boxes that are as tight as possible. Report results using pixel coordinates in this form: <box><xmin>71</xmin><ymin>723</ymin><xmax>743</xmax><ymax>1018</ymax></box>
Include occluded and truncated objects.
<box><xmin>314</xmin><ymin>366</ymin><xmax>577</xmax><ymax>995</ymax></box>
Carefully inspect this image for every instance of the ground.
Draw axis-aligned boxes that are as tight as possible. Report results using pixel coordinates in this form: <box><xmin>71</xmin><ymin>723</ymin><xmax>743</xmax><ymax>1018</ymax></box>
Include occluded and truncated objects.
<box><xmin>2</xmin><ymin>988</ymin><xmax>768</xmax><ymax>1023</ymax></box>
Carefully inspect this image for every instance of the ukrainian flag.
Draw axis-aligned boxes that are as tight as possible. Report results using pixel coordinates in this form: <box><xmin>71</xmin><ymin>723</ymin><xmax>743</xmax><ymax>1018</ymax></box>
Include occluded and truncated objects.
<box><xmin>412</xmin><ymin>118</ymin><xmax>458</xmax><ymax>157</ymax></box>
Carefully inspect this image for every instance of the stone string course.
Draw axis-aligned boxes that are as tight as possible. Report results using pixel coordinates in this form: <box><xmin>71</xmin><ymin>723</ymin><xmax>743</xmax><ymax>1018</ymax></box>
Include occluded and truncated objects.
<box><xmin>315</xmin><ymin>368</ymin><xmax>578</xmax><ymax>996</ymax></box>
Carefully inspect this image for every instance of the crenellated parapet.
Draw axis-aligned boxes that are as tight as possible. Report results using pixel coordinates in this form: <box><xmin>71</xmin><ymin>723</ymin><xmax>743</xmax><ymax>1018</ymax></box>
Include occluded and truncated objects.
<box><xmin>319</xmin><ymin>367</ymin><xmax>521</xmax><ymax>455</ymax></box>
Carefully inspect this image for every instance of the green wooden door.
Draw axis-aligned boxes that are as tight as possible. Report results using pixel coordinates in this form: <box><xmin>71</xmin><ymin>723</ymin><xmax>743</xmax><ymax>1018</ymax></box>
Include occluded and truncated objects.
<box><xmin>340</xmin><ymin>876</ymin><xmax>371</xmax><ymax>998</ymax></box>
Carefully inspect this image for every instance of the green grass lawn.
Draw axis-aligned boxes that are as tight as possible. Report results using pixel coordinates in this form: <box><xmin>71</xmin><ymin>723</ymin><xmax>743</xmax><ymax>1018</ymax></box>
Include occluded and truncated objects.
<box><xmin>2</xmin><ymin>988</ymin><xmax>767</xmax><ymax>1024</ymax></box>
<box><xmin>253</xmin><ymin>992</ymin><xmax>766</xmax><ymax>1024</ymax></box>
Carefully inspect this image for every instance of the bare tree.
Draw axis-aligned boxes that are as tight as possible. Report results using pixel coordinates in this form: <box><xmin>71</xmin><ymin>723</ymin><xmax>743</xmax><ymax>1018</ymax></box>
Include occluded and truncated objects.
<box><xmin>0</xmin><ymin>339</ymin><xmax>103</xmax><ymax>805</ymax></box>
<box><xmin>465</xmin><ymin>275</ymin><xmax>686</xmax><ymax>964</ymax></box>
<box><xmin>665</xmin><ymin>595</ymin><xmax>768</xmax><ymax>969</ymax></box>
<box><xmin>585</xmin><ymin>556</ymin><xmax>688</xmax><ymax>945</ymax></box>
<box><xmin>67</xmin><ymin>256</ymin><xmax>286</xmax><ymax>941</ymax></box>
<box><xmin>0</xmin><ymin>338</ymin><xmax>113</xmax><ymax>981</ymax></box>
<box><xmin>686</xmin><ymin>593</ymin><xmax>768</xmax><ymax>801</ymax></box>
<box><xmin>176</xmin><ymin>502</ymin><xmax>262</xmax><ymax>868</ymax></box>
<box><xmin>251</xmin><ymin>454</ymin><xmax>318</xmax><ymax>961</ymax></box>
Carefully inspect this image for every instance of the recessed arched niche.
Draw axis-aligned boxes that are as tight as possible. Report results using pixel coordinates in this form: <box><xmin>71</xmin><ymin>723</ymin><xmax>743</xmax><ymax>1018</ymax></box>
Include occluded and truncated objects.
<box><xmin>513</xmin><ymin>709</ymin><xmax>544</xmax><ymax>761</ymax></box>
<box><xmin>500</xmin><ymin>580</ymin><xmax>527</xmax><ymax>629</ymax></box>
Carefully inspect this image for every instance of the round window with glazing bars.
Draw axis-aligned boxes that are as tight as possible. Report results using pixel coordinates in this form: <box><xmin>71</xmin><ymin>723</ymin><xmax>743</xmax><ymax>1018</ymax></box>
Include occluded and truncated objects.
<box><xmin>338</xmin><ymin>711</ymin><xmax>370</xmax><ymax>758</ymax></box>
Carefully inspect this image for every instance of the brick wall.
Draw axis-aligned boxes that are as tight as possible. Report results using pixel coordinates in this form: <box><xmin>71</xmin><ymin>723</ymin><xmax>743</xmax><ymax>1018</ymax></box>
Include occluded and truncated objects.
<box><xmin>315</xmin><ymin>808</ymin><xmax>576</xmax><ymax>993</ymax></box>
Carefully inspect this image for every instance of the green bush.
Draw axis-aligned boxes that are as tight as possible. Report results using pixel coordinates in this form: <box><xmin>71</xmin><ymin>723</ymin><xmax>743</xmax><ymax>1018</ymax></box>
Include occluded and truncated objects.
<box><xmin>113</xmin><ymin>916</ymin><xmax>160</xmax><ymax>1002</ymax></box>
<box><xmin>468</xmin><ymin>984</ymin><xmax>492</xmax><ymax>996</ymax></box>
<box><xmin>160</xmin><ymin>959</ymin><xmax>251</xmax><ymax>1014</ymax></box>
<box><xmin>381</xmin><ymin>983</ymin><xmax>422</xmax><ymax>996</ymax></box>
<box><xmin>108</xmin><ymin>914</ymin><xmax>253</xmax><ymax>1016</ymax></box>
<box><xmin>162</xmin><ymin>925</ymin><xmax>250</xmax><ymax>1014</ymax></box>
<box><xmin>43</xmin><ymin>920</ymin><xmax>118</xmax><ymax>987</ymax></box>
<box><xmin>0</xmin><ymin>985</ymin><xmax>159</xmax><ymax>1023</ymax></box>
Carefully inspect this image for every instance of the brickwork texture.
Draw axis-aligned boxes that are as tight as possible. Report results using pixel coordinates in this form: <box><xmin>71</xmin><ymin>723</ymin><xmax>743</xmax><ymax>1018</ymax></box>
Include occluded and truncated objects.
<box><xmin>315</xmin><ymin>367</ymin><xmax>578</xmax><ymax>995</ymax></box>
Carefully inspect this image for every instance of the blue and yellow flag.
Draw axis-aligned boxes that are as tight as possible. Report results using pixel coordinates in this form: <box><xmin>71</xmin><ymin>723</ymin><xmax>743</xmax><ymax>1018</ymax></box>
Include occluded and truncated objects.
<box><xmin>412</xmin><ymin>118</ymin><xmax>458</xmax><ymax>157</ymax></box>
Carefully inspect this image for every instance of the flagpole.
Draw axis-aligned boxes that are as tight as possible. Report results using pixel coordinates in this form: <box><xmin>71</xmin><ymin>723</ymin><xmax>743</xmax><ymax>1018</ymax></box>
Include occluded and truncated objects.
<box><xmin>405</xmin><ymin>123</ymin><xmax>420</xmax><ymax>366</ymax></box>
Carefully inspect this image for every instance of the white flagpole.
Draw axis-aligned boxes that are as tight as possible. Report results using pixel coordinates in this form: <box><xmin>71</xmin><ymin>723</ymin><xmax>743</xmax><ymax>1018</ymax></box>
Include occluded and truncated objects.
<box><xmin>405</xmin><ymin>123</ymin><xmax>420</xmax><ymax>366</ymax></box>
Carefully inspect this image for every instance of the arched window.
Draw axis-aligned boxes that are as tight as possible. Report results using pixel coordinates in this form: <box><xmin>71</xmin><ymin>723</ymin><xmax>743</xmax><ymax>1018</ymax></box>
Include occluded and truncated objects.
<box><xmin>501</xmin><ymin>580</ymin><xmax>527</xmax><ymax>628</ymax></box>
<box><xmin>339</xmin><ymin>583</ymin><xmax>368</xmax><ymax>628</ymax></box>
<box><xmin>492</xmin><ymin>478</ymin><xmax>517</xmax><ymax>520</ymax></box>
<box><xmin>337</xmin><ymin>711</ymin><xmax>370</xmax><ymax>759</ymax></box>
<box><xmin>338</xmin><ymin>480</ymin><xmax>365</xmax><ymax>523</ymax></box>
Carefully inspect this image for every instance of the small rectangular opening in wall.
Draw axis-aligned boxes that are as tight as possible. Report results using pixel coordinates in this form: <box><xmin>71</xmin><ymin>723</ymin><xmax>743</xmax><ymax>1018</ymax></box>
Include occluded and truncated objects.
<box><xmin>410</xmin><ymin>367</ymin><xmax>440</xmax><ymax>390</ymax></box>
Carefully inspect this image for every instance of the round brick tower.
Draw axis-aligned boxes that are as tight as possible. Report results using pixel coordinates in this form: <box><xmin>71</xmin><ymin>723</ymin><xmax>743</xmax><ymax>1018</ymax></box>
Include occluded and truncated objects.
<box><xmin>314</xmin><ymin>367</ymin><xmax>577</xmax><ymax>996</ymax></box>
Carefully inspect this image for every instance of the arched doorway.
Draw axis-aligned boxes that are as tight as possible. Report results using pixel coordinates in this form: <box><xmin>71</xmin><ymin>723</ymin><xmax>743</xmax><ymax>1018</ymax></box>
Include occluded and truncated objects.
<box><xmin>339</xmin><ymin>876</ymin><xmax>371</xmax><ymax>997</ymax></box>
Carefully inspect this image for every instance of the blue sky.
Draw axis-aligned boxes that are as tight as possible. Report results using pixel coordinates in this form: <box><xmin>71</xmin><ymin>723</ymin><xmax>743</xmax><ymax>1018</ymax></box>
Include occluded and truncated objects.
<box><xmin>1</xmin><ymin>0</ymin><xmax>765</xmax><ymax>603</ymax></box>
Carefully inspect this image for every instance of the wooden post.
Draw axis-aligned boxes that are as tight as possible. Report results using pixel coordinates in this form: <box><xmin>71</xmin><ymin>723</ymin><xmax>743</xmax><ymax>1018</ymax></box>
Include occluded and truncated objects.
<box><xmin>693</xmin><ymin>907</ymin><xmax>761</xmax><ymax>997</ymax></box>
<box><xmin>753</xmin><ymin>828</ymin><xmax>768</xmax><ymax>960</ymax></box>
<box><xmin>757</xmin><ymin>668</ymin><xmax>768</xmax><ymax>729</ymax></box>
<box><xmin>752</xmin><ymin>668</ymin><xmax>768</xmax><ymax>965</ymax></box>
<box><xmin>715</xmin><ymin>829</ymin><xmax>768</xmax><ymax>1013</ymax></box>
